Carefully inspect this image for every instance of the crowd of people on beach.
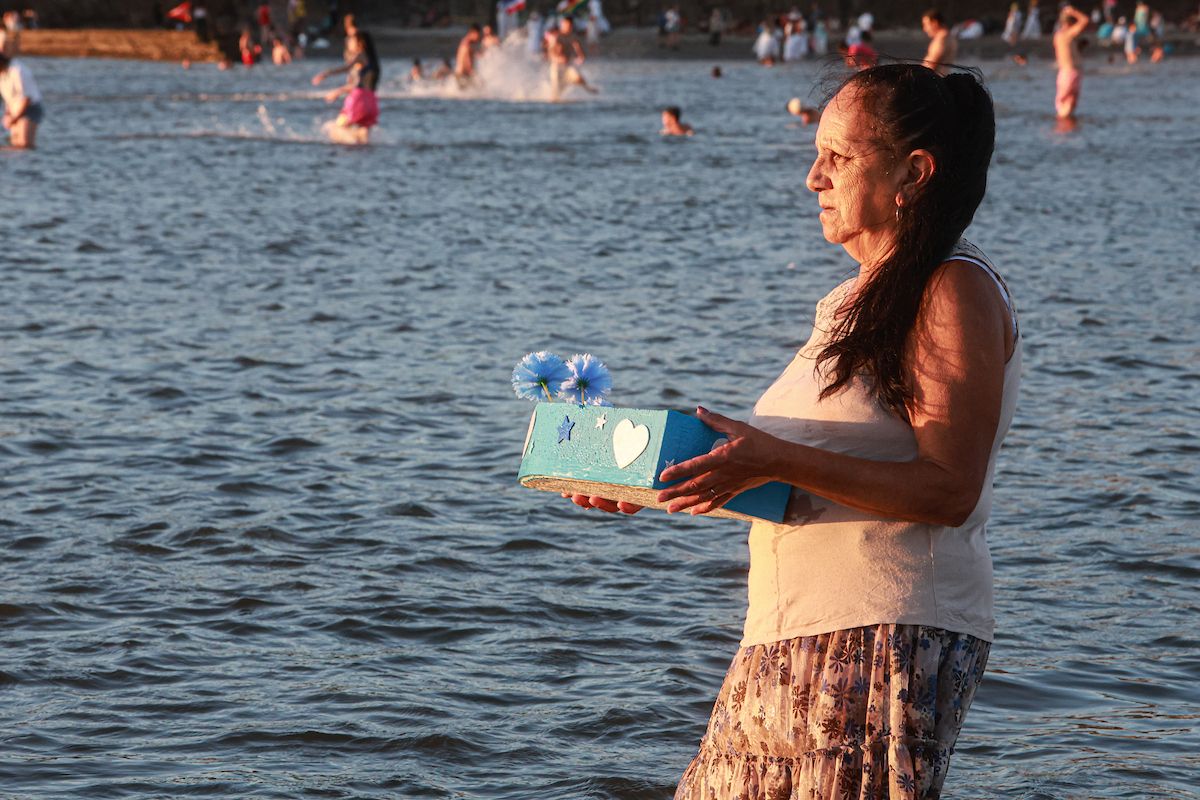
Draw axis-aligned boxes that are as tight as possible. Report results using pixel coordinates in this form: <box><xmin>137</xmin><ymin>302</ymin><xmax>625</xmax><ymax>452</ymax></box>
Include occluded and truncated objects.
<box><xmin>4</xmin><ymin>0</ymin><xmax>1197</xmax><ymax>149</ymax></box>
<box><xmin>1003</xmin><ymin>0</ymin><xmax>1174</xmax><ymax>63</ymax></box>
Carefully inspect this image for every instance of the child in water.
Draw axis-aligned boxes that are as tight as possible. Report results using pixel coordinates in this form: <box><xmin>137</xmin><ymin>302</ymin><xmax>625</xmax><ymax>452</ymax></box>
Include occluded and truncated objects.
<box><xmin>660</xmin><ymin>106</ymin><xmax>694</xmax><ymax>136</ymax></box>
<box><xmin>324</xmin><ymin>31</ymin><xmax>380</xmax><ymax>145</ymax></box>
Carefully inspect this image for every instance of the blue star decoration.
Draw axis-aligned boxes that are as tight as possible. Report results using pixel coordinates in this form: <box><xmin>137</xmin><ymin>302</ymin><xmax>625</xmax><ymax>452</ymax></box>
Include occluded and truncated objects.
<box><xmin>557</xmin><ymin>415</ymin><xmax>575</xmax><ymax>444</ymax></box>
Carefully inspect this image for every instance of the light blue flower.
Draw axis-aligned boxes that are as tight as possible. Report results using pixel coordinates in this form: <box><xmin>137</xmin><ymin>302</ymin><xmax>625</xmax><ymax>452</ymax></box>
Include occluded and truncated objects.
<box><xmin>557</xmin><ymin>353</ymin><xmax>612</xmax><ymax>405</ymax></box>
<box><xmin>512</xmin><ymin>351</ymin><xmax>570</xmax><ymax>402</ymax></box>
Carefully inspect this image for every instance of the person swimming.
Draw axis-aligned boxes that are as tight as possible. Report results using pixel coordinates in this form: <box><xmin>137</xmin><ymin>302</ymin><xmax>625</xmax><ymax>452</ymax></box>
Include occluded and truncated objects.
<box><xmin>786</xmin><ymin>96</ymin><xmax>821</xmax><ymax>125</ymax></box>
<box><xmin>660</xmin><ymin>106</ymin><xmax>694</xmax><ymax>136</ymax></box>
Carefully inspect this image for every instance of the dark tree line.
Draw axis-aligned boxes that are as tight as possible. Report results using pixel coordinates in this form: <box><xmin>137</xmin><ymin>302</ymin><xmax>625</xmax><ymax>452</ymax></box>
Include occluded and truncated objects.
<box><xmin>24</xmin><ymin>0</ymin><xmax>1200</xmax><ymax>30</ymax></box>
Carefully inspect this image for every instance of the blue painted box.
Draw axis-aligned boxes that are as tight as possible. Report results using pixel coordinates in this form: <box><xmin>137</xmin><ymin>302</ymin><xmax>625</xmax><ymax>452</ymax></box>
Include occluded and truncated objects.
<box><xmin>518</xmin><ymin>402</ymin><xmax>791</xmax><ymax>523</ymax></box>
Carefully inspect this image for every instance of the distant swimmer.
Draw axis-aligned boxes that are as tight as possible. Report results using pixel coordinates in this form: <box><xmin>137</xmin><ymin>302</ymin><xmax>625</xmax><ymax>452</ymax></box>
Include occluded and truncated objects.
<box><xmin>921</xmin><ymin>9</ymin><xmax>958</xmax><ymax>75</ymax></box>
<box><xmin>1054</xmin><ymin>5</ymin><xmax>1089</xmax><ymax>118</ymax></box>
<box><xmin>271</xmin><ymin>36</ymin><xmax>293</xmax><ymax>65</ymax></box>
<box><xmin>660</xmin><ymin>106</ymin><xmax>694</xmax><ymax>136</ymax></box>
<box><xmin>239</xmin><ymin>27</ymin><xmax>262</xmax><ymax>67</ymax></box>
<box><xmin>455</xmin><ymin>24</ymin><xmax>482</xmax><ymax>87</ymax></box>
<box><xmin>786</xmin><ymin>97</ymin><xmax>820</xmax><ymax>125</ymax></box>
<box><xmin>0</xmin><ymin>51</ymin><xmax>42</xmax><ymax>149</ymax></box>
<box><xmin>546</xmin><ymin>17</ymin><xmax>598</xmax><ymax>101</ymax></box>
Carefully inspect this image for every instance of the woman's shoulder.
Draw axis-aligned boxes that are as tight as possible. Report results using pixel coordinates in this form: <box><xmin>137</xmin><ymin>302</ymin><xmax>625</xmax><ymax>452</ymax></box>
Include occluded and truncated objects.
<box><xmin>945</xmin><ymin>238</ymin><xmax>996</xmax><ymax>270</ymax></box>
<box><xmin>928</xmin><ymin>240</ymin><xmax>1019</xmax><ymax>342</ymax></box>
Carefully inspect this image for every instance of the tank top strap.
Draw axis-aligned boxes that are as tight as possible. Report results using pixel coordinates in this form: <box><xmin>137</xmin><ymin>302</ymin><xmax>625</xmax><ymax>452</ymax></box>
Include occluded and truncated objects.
<box><xmin>947</xmin><ymin>240</ymin><xmax>1019</xmax><ymax>339</ymax></box>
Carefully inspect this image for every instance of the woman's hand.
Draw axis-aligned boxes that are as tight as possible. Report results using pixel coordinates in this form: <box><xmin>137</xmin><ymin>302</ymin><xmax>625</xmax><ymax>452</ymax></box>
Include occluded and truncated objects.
<box><xmin>312</xmin><ymin>71</ymin><xmax>327</xmax><ymax>86</ymax></box>
<box><xmin>656</xmin><ymin>407</ymin><xmax>778</xmax><ymax>515</ymax></box>
<box><xmin>562</xmin><ymin>493</ymin><xmax>643</xmax><ymax>514</ymax></box>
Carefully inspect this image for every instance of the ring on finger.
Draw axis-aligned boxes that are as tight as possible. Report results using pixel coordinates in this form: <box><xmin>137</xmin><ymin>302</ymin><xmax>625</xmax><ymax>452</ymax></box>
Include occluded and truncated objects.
<box><xmin>708</xmin><ymin>488</ymin><xmax>718</xmax><ymax>498</ymax></box>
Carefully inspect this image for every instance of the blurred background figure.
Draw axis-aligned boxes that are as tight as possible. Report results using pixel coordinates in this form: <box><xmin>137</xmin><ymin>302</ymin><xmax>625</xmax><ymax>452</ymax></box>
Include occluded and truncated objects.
<box><xmin>1003</xmin><ymin>3</ymin><xmax>1024</xmax><ymax>46</ymax></box>
<box><xmin>0</xmin><ymin>10</ymin><xmax>22</xmax><ymax>57</ymax></box>
<box><xmin>0</xmin><ymin>51</ymin><xmax>41</xmax><ymax>149</ymax></box>
<box><xmin>660</xmin><ymin>105</ymin><xmax>693</xmax><ymax>136</ymax></box>
<box><xmin>1022</xmin><ymin>0</ymin><xmax>1042</xmax><ymax>39</ymax></box>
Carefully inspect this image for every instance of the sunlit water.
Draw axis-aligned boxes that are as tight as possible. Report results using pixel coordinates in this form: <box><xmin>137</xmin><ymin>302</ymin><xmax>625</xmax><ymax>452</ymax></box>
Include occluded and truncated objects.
<box><xmin>2</xmin><ymin>51</ymin><xmax>1198</xmax><ymax>799</ymax></box>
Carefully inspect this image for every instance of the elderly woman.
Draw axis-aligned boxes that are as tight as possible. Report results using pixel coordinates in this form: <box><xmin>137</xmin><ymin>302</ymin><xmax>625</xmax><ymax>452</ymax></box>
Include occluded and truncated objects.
<box><xmin>569</xmin><ymin>63</ymin><xmax>1018</xmax><ymax>798</ymax></box>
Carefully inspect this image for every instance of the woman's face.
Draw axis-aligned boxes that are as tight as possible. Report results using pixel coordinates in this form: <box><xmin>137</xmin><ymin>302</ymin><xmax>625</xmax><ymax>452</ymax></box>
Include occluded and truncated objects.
<box><xmin>805</xmin><ymin>88</ymin><xmax>906</xmax><ymax>265</ymax></box>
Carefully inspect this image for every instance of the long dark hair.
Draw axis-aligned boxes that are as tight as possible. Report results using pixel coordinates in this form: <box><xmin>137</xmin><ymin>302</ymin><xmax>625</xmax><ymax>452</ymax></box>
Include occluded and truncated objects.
<box><xmin>357</xmin><ymin>31</ymin><xmax>381</xmax><ymax>90</ymax></box>
<box><xmin>816</xmin><ymin>63</ymin><xmax>995</xmax><ymax>419</ymax></box>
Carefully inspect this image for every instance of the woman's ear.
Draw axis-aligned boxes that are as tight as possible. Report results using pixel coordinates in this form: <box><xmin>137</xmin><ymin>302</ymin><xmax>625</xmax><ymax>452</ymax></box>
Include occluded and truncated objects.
<box><xmin>899</xmin><ymin>148</ymin><xmax>937</xmax><ymax>203</ymax></box>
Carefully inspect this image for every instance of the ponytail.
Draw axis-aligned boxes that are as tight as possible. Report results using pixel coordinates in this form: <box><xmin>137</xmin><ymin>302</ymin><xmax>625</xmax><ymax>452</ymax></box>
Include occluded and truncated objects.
<box><xmin>816</xmin><ymin>64</ymin><xmax>996</xmax><ymax>418</ymax></box>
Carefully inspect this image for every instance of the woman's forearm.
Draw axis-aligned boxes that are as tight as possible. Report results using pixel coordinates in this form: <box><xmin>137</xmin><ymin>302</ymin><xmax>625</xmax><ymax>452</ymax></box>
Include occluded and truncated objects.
<box><xmin>766</xmin><ymin>438</ymin><xmax>983</xmax><ymax>527</ymax></box>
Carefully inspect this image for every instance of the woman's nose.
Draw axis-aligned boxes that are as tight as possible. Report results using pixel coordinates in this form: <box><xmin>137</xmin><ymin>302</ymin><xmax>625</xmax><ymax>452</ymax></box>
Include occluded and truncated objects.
<box><xmin>805</xmin><ymin>158</ymin><xmax>828</xmax><ymax>193</ymax></box>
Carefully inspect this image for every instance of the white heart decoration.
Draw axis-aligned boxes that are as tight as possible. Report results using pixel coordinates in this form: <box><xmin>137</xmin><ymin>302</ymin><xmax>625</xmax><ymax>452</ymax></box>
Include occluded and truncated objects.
<box><xmin>612</xmin><ymin>418</ymin><xmax>651</xmax><ymax>469</ymax></box>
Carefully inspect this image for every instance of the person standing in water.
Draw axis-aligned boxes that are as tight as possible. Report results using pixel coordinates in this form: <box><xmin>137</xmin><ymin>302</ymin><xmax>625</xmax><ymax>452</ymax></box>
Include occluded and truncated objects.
<box><xmin>921</xmin><ymin>9</ymin><xmax>957</xmax><ymax>75</ymax></box>
<box><xmin>1054</xmin><ymin>5</ymin><xmax>1089</xmax><ymax>119</ymax></box>
<box><xmin>0</xmin><ymin>51</ymin><xmax>41</xmax><ymax>149</ymax></box>
<box><xmin>546</xmin><ymin>17</ymin><xmax>597</xmax><ymax>100</ymax></box>
<box><xmin>324</xmin><ymin>31</ymin><xmax>380</xmax><ymax>144</ymax></box>
<box><xmin>570</xmin><ymin>63</ymin><xmax>1017</xmax><ymax>799</ymax></box>
<box><xmin>455</xmin><ymin>25</ymin><xmax>482</xmax><ymax>87</ymax></box>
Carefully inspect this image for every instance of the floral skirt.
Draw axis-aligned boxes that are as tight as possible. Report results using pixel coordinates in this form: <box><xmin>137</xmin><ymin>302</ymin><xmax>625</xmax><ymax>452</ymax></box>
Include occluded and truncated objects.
<box><xmin>674</xmin><ymin>624</ymin><xmax>990</xmax><ymax>800</ymax></box>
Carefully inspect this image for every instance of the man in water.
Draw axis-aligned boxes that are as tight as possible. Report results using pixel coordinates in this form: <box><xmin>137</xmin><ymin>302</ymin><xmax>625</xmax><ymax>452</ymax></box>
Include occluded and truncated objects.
<box><xmin>455</xmin><ymin>25</ymin><xmax>482</xmax><ymax>87</ymax></box>
<box><xmin>546</xmin><ymin>17</ymin><xmax>597</xmax><ymax>100</ymax></box>
<box><xmin>1054</xmin><ymin>4</ymin><xmax>1090</xmax><ymax>119</ymax></box>
<box><xmin>921</xmin><ymin>9</ymin><xmax>957</xmax><ymax>75</ymax></box>
<box><xmin>0</xmin><ymin>51</ymin><xmax>41</xmax><ymax>149</ymax></box>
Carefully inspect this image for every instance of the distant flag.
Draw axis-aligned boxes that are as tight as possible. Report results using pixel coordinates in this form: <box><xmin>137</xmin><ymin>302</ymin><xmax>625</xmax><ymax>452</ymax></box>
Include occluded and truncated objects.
<box><xmin>166</xmin><ymin>1</ymin><xmax>193</xmax><ymax>23</ymax></box>
<box><xmin>502</xmin><ymin>0</ymin><xmax>526</xmax><ymax>14</ymax></box>
<box><xmin>560</xmin><ymin>0</ymin><xmax>588</xmax><ymax>15</ymax></box>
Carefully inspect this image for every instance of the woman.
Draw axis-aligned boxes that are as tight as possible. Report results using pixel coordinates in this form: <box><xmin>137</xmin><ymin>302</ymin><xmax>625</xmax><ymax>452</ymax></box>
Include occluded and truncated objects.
<box><xmin>568</xmin><ymin>64</ymin><xmax>1018</xmax><ymax>798</ymax></box>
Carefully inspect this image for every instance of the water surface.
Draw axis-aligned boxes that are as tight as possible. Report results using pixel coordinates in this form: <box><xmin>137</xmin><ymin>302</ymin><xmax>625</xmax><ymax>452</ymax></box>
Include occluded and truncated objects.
<box><xmin>2</xmin><ymin>53</ymin><xmax>1198</xmax><ymax>799</ymax></box>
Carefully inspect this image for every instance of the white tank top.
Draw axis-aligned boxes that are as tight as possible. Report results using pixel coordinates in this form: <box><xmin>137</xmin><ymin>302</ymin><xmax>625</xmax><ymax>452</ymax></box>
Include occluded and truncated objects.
<box><xmin>741</xmin><ymin>240</ymin><xmax>1020</xmax><ymax>646</ymax></box>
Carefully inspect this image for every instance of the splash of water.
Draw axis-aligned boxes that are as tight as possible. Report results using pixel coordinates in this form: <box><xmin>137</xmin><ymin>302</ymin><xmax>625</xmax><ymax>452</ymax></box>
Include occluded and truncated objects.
<box><xmin>392</xmin><ymin>36</ymin><xmax>598</xmax><ymax>103</ymax></box>
<box><xmin>256</xmin><ymin>104</ymin><xmax>279</xmax><ymax>136</ymax></box>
